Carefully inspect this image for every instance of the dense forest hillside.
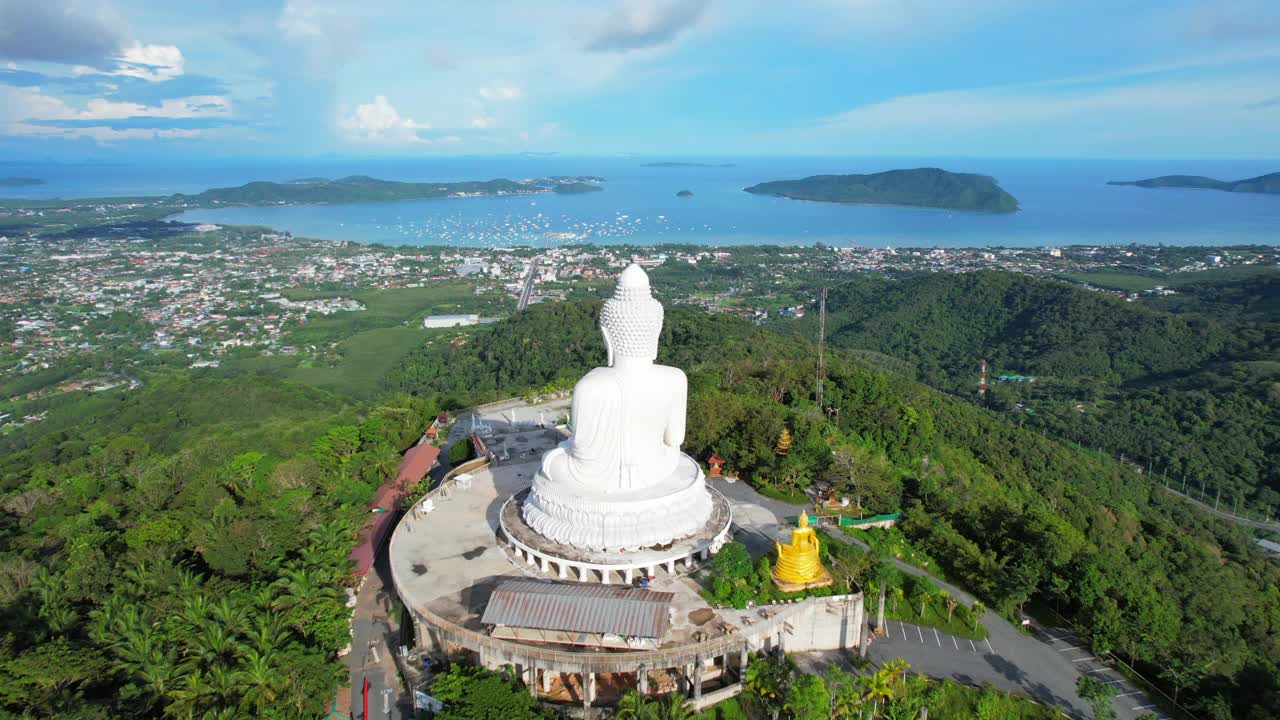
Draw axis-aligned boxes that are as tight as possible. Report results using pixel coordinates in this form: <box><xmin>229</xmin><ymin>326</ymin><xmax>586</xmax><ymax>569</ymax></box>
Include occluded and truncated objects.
<box><xmin>387</xmin><ymin>298</ymin><xmax>1280</xmax><ymax>719</ymax></box>
<box><xmin>774</xmin><ymin>271</ymin><xmax>1279</xmax><ymax>510</ymax></box>
<box><xmin>0</xmin><ymin>374</ymin><xmax>442</xmax><ymax>717</ymax></box>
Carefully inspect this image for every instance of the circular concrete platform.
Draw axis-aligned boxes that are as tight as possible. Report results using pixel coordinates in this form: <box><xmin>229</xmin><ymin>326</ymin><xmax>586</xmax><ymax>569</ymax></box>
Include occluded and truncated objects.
<box><xmin>499</xmin><ymin>486</ymin><xmax>733</xmax><ymax>584</ymax></box>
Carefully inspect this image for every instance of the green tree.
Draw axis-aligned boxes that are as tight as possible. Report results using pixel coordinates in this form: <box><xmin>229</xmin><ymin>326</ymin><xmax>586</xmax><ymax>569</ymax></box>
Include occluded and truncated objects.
<box><xmin>784</xmin><ymin>674</ymin><xmax>829</xmax><ymax>720</ymax></box>
<box><xmin>1077</xmin><ymin>675</ymin><xmax>1117</xmax><ymax>720</ymax></box>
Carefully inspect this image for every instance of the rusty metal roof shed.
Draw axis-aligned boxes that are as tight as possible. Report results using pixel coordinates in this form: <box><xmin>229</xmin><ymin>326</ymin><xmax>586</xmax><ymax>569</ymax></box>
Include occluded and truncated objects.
<box><xmin>481</xmin><ymin>580</ymin><xmax>674</xmax><ymax>639</ymax></box>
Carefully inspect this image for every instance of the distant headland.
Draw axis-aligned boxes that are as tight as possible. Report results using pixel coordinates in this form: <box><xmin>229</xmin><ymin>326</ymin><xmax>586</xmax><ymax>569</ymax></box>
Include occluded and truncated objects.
<box><xmin>642</xmin><ymin>162</ymin><xmax>736</xmax><ymax>168</ymax></box>
<box><xmin>744</xmin><ymin>168</ymin><xmax>1019</xmax><ymax>213</ymax></box>
<box><xmin>173</xmin><ymin>175</ymin><xmax>605</xmax><ymax>206</ymax></box>
<box><xmin>0</xmin><ymin>177</ymin><xmax>45</xmax><ymax>187</ymax></box>
<box><xmin>1108</xmin><ymin>172</ymin><xmax>1280</xmax><ymax>195</ymax></box>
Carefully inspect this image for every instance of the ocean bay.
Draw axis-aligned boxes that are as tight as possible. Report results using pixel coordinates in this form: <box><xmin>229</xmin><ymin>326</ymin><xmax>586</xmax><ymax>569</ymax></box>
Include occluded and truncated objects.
<box><xmin>7</xmin><ymin>156</ymin><xmax>1279</xmax><ymax>247</ymax></box>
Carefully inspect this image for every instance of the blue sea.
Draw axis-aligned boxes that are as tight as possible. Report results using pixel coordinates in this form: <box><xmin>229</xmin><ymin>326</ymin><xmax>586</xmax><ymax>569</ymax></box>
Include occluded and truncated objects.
<box><xmin>4</xmin><ymin>156</ymin><xmax>1278</xmax><ymax>247</ymax></box>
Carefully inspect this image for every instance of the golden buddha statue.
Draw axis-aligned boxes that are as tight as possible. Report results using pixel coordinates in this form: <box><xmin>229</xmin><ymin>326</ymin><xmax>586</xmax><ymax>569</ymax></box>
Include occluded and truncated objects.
<box><xmin>771</xmin><ymin>512</ymin><xmax>834</xmax><ymax>592</ymax></box>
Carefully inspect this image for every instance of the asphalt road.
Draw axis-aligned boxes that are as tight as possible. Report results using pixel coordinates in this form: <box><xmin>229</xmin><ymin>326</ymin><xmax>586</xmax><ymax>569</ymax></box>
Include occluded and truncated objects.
<box><xmin>712</xmin><ymin>477</ymin><xmax>1170</xmax><ymax>720</ymax></box>
<box><xmin>516</xmin><ymin>262</ymin><xmax>537</xmax><ymax>311</ymax></box>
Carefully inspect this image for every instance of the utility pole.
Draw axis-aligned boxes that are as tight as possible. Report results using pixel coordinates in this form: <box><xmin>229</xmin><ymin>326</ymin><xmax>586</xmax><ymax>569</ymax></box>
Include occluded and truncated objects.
<box><xmin>1214</xmin><ymin>486</ymin><xmax>1220</xmax><ymax>511</ymax></box>
<box><xmin>816</xmin><ymin>287</ymin><xmax>827</xmax><ymax>413</ymax></box>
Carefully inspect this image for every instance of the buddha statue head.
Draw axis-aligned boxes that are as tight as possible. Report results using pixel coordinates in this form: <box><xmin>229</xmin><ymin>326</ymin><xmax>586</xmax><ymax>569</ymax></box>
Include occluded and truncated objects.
<box><xmin>600</xmin><ymin>264</ymin><xmax>664</xmax><ymax>367</ymax></box>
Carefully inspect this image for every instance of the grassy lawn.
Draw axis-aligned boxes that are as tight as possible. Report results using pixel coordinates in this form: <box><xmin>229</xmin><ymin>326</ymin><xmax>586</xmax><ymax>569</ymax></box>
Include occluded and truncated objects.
<box><xmin>1061</xmin><ymin>271</ymin><xmax>1166</xmax><ymax>292</ymax></box>
<box><xmin>284</xmin><ymin>325</ymin><xmax>425</xmax><ymax>398</ymax></box>
<box><xmin>281</xmin><ymin>282</ymin><xmax>508</xmax><ymax>347</ymax></box>
<box><xmin>695</xmin><ymin>696</ymin><xmax>746</xmax><ymax>720</ymax></box>
<box><xmin>881</xmin><ymin>589</ymin><xmax>989</xmax><ymax>641</ymax></box>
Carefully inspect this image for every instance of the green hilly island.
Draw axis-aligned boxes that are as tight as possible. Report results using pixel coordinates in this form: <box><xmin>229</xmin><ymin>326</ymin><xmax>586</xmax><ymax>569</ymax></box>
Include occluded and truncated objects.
<box><xmin>1108</xmin><ymin>171</ymin><xmax>1280</xmax><ymax>194</ymax></box>
<box><xmin>177</xmin><ymin>174</ymin><xmax>603</xmax><ymax>205</ymax></box>
<box><xmin>744</xmin><ymin>168</ymin><xmax>1019</xmax><ymax>212</ymax></box>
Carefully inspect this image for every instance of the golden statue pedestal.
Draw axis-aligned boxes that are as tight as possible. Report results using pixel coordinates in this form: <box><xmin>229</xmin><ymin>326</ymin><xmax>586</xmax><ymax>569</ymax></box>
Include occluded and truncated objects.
<box><xmin>771</xmin><ymin>512</ymin><xmax>834</xmax><ymax>592</ymax></box>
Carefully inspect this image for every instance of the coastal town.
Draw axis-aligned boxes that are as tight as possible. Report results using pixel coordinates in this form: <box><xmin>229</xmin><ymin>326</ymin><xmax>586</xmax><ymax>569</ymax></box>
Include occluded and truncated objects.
<box><xmin>2</xmin><ymin>212</ymin><xmax>1276</xmax><ymax>429</ymax></box>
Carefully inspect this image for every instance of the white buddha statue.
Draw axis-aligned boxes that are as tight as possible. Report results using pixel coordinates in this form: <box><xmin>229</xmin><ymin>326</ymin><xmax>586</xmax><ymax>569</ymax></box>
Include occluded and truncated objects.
<box><xmin>522</xmin><ymin>264</ymin><xmax>713</xmax><ymax>551</ymax></box>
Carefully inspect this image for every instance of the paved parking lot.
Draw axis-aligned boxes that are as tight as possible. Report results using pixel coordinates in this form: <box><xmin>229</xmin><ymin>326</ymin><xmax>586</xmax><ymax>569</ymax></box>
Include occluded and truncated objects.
<box><xmin>1035</xmin><ymin>628</ymin><xmax>1169</xmax><ymax>720</ymax></box>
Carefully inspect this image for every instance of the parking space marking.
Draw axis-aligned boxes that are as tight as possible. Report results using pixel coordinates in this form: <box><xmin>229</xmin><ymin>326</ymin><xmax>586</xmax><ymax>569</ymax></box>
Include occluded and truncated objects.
<box><xmin>1059</xmin><ymin>645</ymin><xmax>1084</xmax><ymax>652</ymax></box>
<box><xmin>969</xmin><ymin>639</ymin><xmax>977</xmax><ymax>652</ymax></box>
<box><xmin>916</xmin><ymin>625</ymin><xmax>924</xmax><ymax>644</ymax></box>
<box><xmin>984</xmin><ymin>638</ymin><xmax>994</xmax><ymax>654</ymax></box>
<box><xmin>933</xmin><ymin>628</ymin><xmax>941</xmax><ymax>647</ymax></box>
<box><xmin>1132</xmin><ymin>705</ymin><xmax>1156</xmax><ymax>711</ymax></box>
<box><xmin>1073</xmin><ymin>657</ymin><xmax>1098</xmax><ymax>663</ymax></box>
<box><xmin>952</xmin><ymin>636</ymin><xmax>959</xmax><ymax>650</ymax></box>
<box><xmin>1116</xmin><ymin>692</ymin><xmax>1141</xmax><ymax>698</ymax></box>
<box><xmin>899</xmin><ymin>622</ymin><xmax>907</xmax><ymax>641</ymax></box>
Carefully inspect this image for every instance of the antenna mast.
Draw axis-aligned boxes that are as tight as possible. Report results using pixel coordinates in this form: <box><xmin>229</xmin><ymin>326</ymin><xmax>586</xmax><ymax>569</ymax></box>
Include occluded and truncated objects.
<box><xmin>978</xmin><ymin>358</ymin><xmax>988</xmax><ymax>398</ymax></box>
<box><xmin>817</xmin><ymin>288</ymin><xmax>827</xmax><ymax>412</ymax></box>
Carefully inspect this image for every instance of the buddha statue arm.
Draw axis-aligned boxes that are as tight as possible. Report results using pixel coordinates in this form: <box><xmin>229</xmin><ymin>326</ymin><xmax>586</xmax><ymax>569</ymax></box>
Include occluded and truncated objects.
<box><xmin>663</xmin><ymin>370</ymin><xmax>687</xmax><ymax>449</ymax></box>
<box><xmin>565</xmin><ymin>371</ymin><xmax>621</xmax><ymax>486</ymax></box>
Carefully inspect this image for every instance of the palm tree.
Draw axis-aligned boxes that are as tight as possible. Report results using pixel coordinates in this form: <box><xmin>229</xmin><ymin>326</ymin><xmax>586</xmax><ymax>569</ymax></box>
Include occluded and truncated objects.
<box><xmin>971</xmin><ymin>601</ymin><xmax>987</xmax><ymax>630</ymax></box>
<box><xmin>890</xmin><ymin>586</ymin><xmax>905</xmax><ymax>614</ymax></box>
<box><xmin>874</xmin><ymin>564</ymin><xmax>895</xmax><ymax>636</ymax></box>
<box><xmin>882</xmin><ymin>658</ymin><xmax>911</xmax><ymax>686</ymax></box>
<box><xmin>171</xmin><ymin>567</ymin><xmax>203</xmax><ymax>596</ymax></box>
<box><xmin>235</xmin><ymin>648</ymin><xmax>281</xmax><ymax>714</ymax></box>
<box><xmin>942</xmin><ymin>591</ymin><xmax>959</xmax><ymax>623</ymax></box>
<box><xmin>616</xmin><ymin>689</ymin><xmax>652</xmax><ymax>720</ymax></box>
<box><xmin>209</xmin><ymin>596</ymin><xmax>245</xmax><ymax>631</ymax></box>
<box><xmin>860</xmin><ymin>669</ymin><xmax>895</xmax><ymax>718</ymax></box>
<box><xmin>363</xmin><ymin>443</ymin><xmax>401</xmax><ymax>484</ymax></box>
<box><xmin>655</xmin><ymin>693</ymin><xmax>694</xmax><ymax>720</ymax></box>
<box><xmin>243</xmin><ymin>613</ymin><xmax>291</xmax><ymax>655</ymax></box>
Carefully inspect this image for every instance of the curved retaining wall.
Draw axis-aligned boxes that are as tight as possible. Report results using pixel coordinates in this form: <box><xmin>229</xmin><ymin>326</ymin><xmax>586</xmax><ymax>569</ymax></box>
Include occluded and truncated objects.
<box><xmin>388</xmin><ymin>465</ymin><xmax>804</xmax><ymax>673</ymax></box>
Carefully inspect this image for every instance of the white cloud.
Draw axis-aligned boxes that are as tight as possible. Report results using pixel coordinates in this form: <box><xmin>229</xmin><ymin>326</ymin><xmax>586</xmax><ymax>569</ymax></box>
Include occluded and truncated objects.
<box><xmin>477</xmin><ymin>85</ymin><xmax>523</xmax><ymax>101</ymax></box>
<box><xmin>811</xmin><ymin>67</ymin><xmax>1280</xmax><ymax>156</ymax></box>
<box><xmin>585</xmin><ymin>0</ymin><xmax>711</xmax><ymax>53</ymax></box>
<box><xmin>339</xmin><ymin>94</ymin><xmax>429</xmax><ymax>143</ymax></box>
<box><xmin>470</xmin><ymin>115</ymin><xmax>496</xmax><ymax>129</ymax></box>
<box><xmin>8</xmin><ymin>123</ymin><xmax>203</xmax><ymax>142</ymax></box>
<box><xmin>73</xmin><ymin>43</ymin><xmax>186</xmax><ymax>82</ymax></box>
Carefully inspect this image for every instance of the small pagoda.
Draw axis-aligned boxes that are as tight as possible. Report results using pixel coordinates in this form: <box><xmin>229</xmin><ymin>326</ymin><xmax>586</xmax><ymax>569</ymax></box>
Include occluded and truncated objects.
<box><xmin>707</xmin><ymin>454</ymin><xmax>724</xmax><ymax>477</ymax></box>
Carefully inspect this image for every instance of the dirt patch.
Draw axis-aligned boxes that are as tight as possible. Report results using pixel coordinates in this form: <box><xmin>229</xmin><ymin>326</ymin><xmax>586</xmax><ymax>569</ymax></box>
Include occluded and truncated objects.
<box><xmin>461</xmin><ymin>546</ymin><xmax>487</xmax><ymax>559</ymax></box>
<box><xmin>688</xmin><ymin>608</ymin><xmax>716</xmax><ymax>626</ymax></box>
<box><xmin>412</xmin><ymin>563</ymin><xmax>428</xmax><ymax>575</ymax></box>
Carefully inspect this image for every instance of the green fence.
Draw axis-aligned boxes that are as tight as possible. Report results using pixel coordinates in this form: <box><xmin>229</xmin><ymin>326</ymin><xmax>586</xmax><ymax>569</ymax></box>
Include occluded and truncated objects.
<box><xmin>785</xmin><ymin>512</ymin><xmax>901</xmax><ymax>527</ymax></box>
<box><xmin>840</xmin><ymin>513</ymin><xmax>901</xmax><ymax>527</ymax></box>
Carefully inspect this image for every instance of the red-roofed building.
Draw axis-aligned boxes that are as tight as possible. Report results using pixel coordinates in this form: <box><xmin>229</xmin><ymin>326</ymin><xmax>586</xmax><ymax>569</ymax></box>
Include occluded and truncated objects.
<box><xmin>349</xmin><ymin>442</ymin><xmax>440</xmax><ymax>576</ymax></box>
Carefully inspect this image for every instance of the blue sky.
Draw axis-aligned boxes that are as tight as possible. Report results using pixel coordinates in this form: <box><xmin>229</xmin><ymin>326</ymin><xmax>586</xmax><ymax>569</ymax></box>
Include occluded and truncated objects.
<box><xmin>1</xmin><ymin>0</ymin><xmax>1278</xmax><ymax>159</ymax></box>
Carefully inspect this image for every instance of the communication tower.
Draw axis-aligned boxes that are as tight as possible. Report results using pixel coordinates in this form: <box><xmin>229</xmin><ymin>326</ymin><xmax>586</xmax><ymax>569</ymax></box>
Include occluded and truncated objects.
<box><xmin>978</xmin><ymin>359</ymin><xmax>988</xmax><ymax>398</ymax></box>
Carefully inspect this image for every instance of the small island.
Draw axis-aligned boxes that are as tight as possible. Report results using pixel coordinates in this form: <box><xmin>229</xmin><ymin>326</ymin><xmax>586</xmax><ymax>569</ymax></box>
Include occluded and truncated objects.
<box><xmin>642</xmin><ymin>162</ymin><xmax>736</xmax><ymax>168</ymax></box>
<box><xmin>1107</xmin><ymin>172</ymin><xmax>1280</xmax><ymax>195</ymax></box>
<box><xmin>744</xmin><ymin>168</ymin><xmax>1019</xmax><ymax>213</ymax></box>
<box><xmin>174</xmin><ymin>175</ymin><xmax>604</xmax><ymax>206</ymax></box>
<box><xmin>676</xmin><ymin>189</ymin><xmax>694</xmax><ymax>198</ymax></box>
<box><xmin>0</xmin><ymin>177</ymin><xmax>45</xmax><ymax>187</ymax></box>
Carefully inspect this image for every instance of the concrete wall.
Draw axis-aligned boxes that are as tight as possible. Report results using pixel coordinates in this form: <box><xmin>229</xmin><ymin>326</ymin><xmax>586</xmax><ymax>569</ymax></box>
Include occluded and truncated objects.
<box><xmin>782</xmin><ymin>593</ymin><xmax>865</xmax><ymax>653</ymax></box>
